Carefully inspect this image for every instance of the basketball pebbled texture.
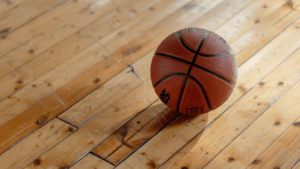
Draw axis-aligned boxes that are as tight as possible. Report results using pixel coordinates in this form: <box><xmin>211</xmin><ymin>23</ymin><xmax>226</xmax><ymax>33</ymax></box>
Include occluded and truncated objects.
<box><xmin>150</xmin><ymin>27</ymin><xmax>238</xmax><ymax>115</ymax></box>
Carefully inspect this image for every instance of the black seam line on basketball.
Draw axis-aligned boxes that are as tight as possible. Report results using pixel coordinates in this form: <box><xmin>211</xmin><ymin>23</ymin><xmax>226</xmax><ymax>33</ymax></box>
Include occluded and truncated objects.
<box><xmin>198</xmin><ymin>51</ymin><xmax>231</xmax><ymax>57</ymax></box>
<box><xmin>189</xmin><ymin>75</ymin><xmax>211</xmax><ymax>110</ymax></box>
<box><xmin>176</xmin><ymin>31</ymin><xmax>230</xmax><ymax>57</ymax></box>
<box><xmin>154</xmin><ymin>73</ymin><xmax>188</xmax><ymax>87</ymax></box>
<box><xmin>176</xmin><ymin>31</ymin><xmax>197</xmax><ymax>53</ymax></box>
<box><xmin>155</xmin><ymin>53</ymin><xmax>235</xmax><ymax>87</ymax></box>
<box><xmin>176</xmin><ymin>31</ymin><xmax>210</xmax><ymax>112</ymax></box>
<box><xmin>176</xmin><ymin>76</ymin><xmax>189</xmax><ymax>112</ymax></box>
<box><xmin>155</xmin><ymin>53</ymin><xmax>191</xmax><ymax>65</ymax></box>
<box><xmin>193</xmin><ymin>65</ymin><xmax>235</xmax><ymax>87</ymax></box>
<box><xmin>187</xmin><ymin>31</ymin><xmax>210</xmax><ymax>75</ymax></box>
<box><xmin>153</xmin><ymin>72</ymin><xmax>211</xmax><ymax>111</ymax></box>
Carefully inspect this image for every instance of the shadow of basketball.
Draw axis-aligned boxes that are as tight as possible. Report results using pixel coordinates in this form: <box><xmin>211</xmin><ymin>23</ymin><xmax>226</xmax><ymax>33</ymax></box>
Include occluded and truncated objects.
<box><xmin>102</xmin><ymin>101</ymin><xmax>209</xmax><ymax>167</ymax></box>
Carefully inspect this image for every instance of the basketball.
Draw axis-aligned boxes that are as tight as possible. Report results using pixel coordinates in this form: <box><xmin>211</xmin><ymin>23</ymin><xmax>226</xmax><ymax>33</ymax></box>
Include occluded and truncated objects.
<box><xmin>150</xmin><ymin>27</ymin><xmax>238</xmax><ymax>115</ymax></box>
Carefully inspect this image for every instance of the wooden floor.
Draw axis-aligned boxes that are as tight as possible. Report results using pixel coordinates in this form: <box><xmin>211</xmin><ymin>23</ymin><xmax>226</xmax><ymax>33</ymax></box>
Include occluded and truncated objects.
<box><xmin>0</xmin><ymin>0</ymin><xmax>300</xmax><ymax>168</ymax></box>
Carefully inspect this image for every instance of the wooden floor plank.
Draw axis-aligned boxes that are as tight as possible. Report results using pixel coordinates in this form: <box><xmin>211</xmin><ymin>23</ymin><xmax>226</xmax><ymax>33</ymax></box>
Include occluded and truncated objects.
<box><xmin>97</xmin><ymin>0</ymin><xmax>194</xmax><ymax>52</ymax></box>
<box><xmin>293</xmin><ymin>161</ymin><xmax>300</xmax><ymax>169</ymax></box>
<box><xmin>58</xmin><ymin>48</ymin><xmax>154</xmax><ymax>127</ymax></box>
<box><xmin>188</xmin><ymin>0</ymin><xmax>255</xmax><ymax>30</ymax></box>
<box><xmin>0</xmin><ymin>0</ymin><xmax>131</xmax><ymax>77</ymax></box>
<box><xmin>232</xmin><ymin>1</ymin><xmax>300</xmax><ymax>65</ymax></box>
<box><xmin>0</xmin><ymin>0</ymin><xmax>35</xmax><ymax>20</ymax></box>
<box><xmin>70</xmin><ymin>153</ymin><xmax>114</xmax><ymax>169</ymax></box>
<box><xmin>0</xmin><ymin>42</ymin><xmax>106</xmax><ymax>126</ymax></box>
<box><xmin>189</xmin><ymin>0</ymin><xmax>300</xmax><ymax>68</ymax></box>
<box><xmin>0</xmin><ymin>0</ymin><xmax>68</xmax><ymax>38</ymax></box>
<box><xmin>0</xmin><ymin>0</ymin><xmax>161</xmax><ymax>122</ymax></box>
<box><xmin>205</xmin><ymin>68</ymin><xmax>300</xmax><ymax>168</ymax></box>
<box><xmin>116</xmin><ymin>18</ymin><xmax>300</xmax><ymax>169</ymax></box>
<box><xmin>215</xmin><ymin>0</ymin><xmax>287</xmax><ymax>44</ymax></box>
<box><xmin>0</xmin><ymin>118</ymin><xmax>77</xmax><ymax>169</ymax></box>
<box><xmin>246</xmin><ymin>120</ymin><xmax>300</xmax><ymax>169</ymax></box>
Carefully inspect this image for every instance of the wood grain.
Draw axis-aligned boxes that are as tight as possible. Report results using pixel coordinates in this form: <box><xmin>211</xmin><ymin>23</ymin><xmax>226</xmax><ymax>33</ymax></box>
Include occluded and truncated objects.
<box><xmin>0</xmin><ymin>0</ymin><xmax>131</xmax><ymax>77</ymax></box>
<box><xmin>205</xmin><ymin>67</ymin><xmax>300</xmax><ymax>169</ymax></box>
<box><xmin>0</xmin><ymin>0</ymin><xmax>66</xmax><ymax>37</ymax></box>
<box><xmin>71</xmin><ymin>153</ymin><xmax>114</xmax><ymax>169</ymax></box>
<box><xmin>92</xmin><ymin>101</ymin><xmax>178</xmax><ymax>165</ymax></box>
<box><xmin>1</xmin><ymin>0</ymin><xmax>300</xmax><ymax>168</ymax></box>
<box><xmin>0</xmin><ymin>0</ymin><xmax>160</xmax><ymax>123</ymax></box>
<box><xmin>23</xmin><ymin>69</ymin><xmax>162</xmax><ymax>168</ymax></box>
<box><xmin>246</xmin><ymin>120</ymin><xmax>300</xmax><ymax>169</ymax></box>
<box><xmin>0</xmin><ymin>118</ymin><xmax>76</xmax><ymax>169</ymax></box>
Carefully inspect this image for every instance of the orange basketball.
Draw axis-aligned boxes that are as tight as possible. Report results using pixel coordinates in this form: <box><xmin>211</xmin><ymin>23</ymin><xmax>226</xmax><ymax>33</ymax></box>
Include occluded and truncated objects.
<box><xmin>150</xmin><ymin>27</ymin><xmax>238</xmax><ymax>115</ymax></box>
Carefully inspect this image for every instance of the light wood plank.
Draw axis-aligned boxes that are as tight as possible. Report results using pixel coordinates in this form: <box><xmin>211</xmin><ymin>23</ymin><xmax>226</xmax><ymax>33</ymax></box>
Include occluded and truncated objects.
<box><xmin>243</xmin><ymin>78</ymin><xmax>300</xmax><ymax>169</ymax></box>
<box><xmin>215</xmin><ymin>0</ymin><xmax>287</xmax><ymax>43</ymax></box>
<box><xmin>58</xmin><ymin>49</ymin><xmax>154</xmax><ymax>127</ymax></box>
<box><xmin>0</xmin><ymin>0</ymin><xmax>35</xmax><ymax>20</ymax></box>
<box><xmin>205</xmin><ymin>69</ymin><xmax>300</xmax><ymax>168</ymax></box>
<box><xmin>0</xmin><ymin>94</ymin><xmax>69</xmax><ymax>155</ymax></box>
<box><xmin>98</xmin><ymin>0</ymin><xmax>195</xmax><ymax>52</ymax></box>
<box><xmin>190</xmin><ymin>0</ymin><xmax>300</xmax><ymax>68</ymax></box>
<box><xmin>116</xmin><ymin>18</ymin><xmax>300</xmax><ymax>169</ymax></box>
<box><xmin>0</xmin><ymin>0</ymin><xmax>161</xmax><ymax>120</ymax></box>
<box><xmin>246</xmin><ymin>122</ymin><xmax>300</xmax><ymax>169</ymax></box>
<box><xmin>0</xmin><ymin>118</ymin><xmax>76</xmax><ymax>169</ymax></box>
<box><xmin>0</xmin><ymin>41</ymin><xmax>106</xmax><ymax>126</ymax></box>
<box><xmin>232</xmin><ymin>1</ymin><xmax>300</xmax><ymax>65</ymax></box>
<box><xmin>0</xmin><ymin>0</ymin><xmax>67</xmax><ymax>37</ymax></box>
<box><xmin>188</xmin><ymin>0</ymin><xmax>254</xmax><ymax>30</ymax></box>
<box><xmin>0</xmin><ymin>0</ymin><xmax>131</xmax><ymax>77</ymax></box>
<box><xmin>292</xmin><ymin>160</ymin><xmax>300</xmax><ymax>169</ymax></box>
<box><xmin>70</xmin><ymin>153</ymin><xmax>114</xmax><ymax>169</ymax></box>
